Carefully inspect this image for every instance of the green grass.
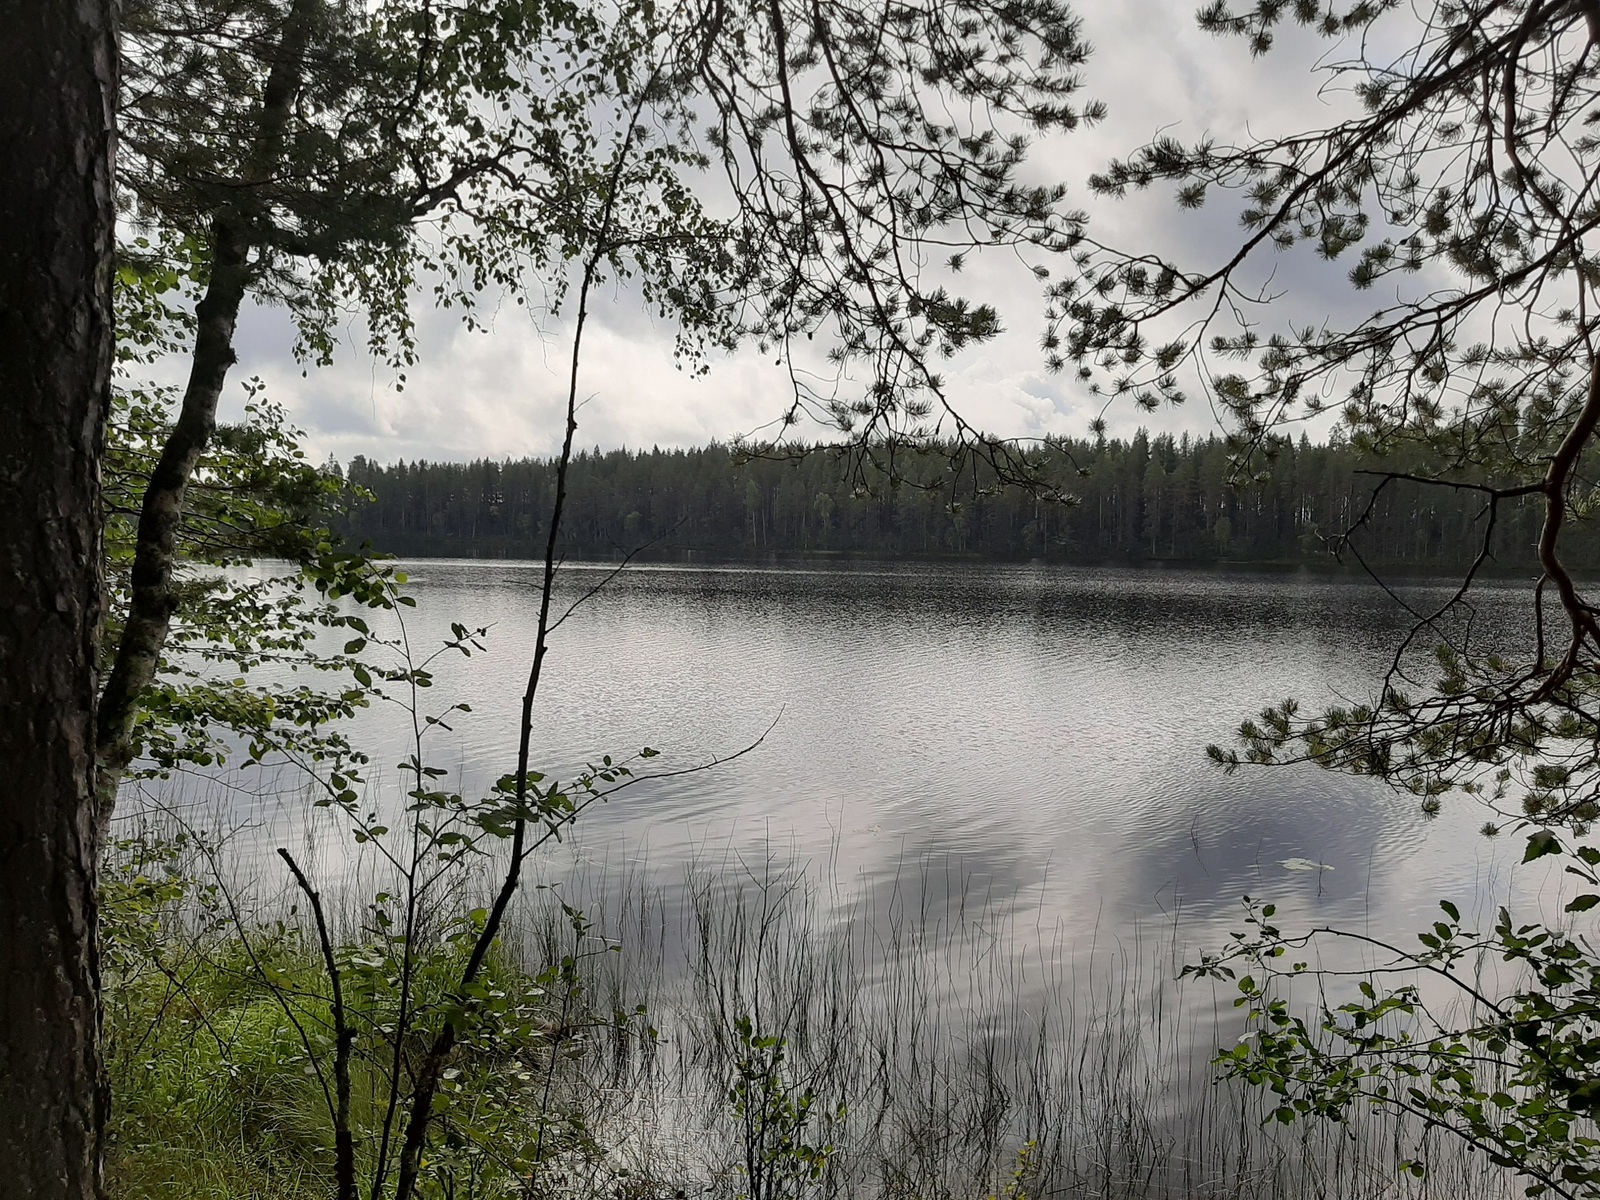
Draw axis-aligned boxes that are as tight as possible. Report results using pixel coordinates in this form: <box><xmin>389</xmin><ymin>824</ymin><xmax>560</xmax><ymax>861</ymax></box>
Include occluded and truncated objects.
<box><xmin>107</xmin><ymin>932</ymin><xmax>346</xmax><ymax>1199</ymax></box>
<box><xmin>101</xmin><ymin>837</ymin><xmax>621</xmax><ymax>1200</ymax></box>
<box><xmin>101</xmin><ymin>834</ymin><xmax>1521</xmax><ymax>1200</ymax></box>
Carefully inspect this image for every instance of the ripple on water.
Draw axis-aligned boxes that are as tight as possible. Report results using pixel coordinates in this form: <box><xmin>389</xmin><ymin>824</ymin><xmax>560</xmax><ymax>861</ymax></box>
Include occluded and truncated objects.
<box><xmin>203</xmin><ymin>558</ymin><xmax>1537</xmax><ymax>984</ymax></box>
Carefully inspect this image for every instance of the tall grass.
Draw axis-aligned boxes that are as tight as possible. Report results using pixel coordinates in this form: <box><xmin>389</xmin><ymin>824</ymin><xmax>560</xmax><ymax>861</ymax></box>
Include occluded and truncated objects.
<box><xmin>104</xmin><ymin>805</ymin><xmax>1518</xmax><ymax>1200</ymax></box>
<box><xmin>101</xmin><ymin>819</ymin><xmax>644</xmax><ymax>1200</ymax></box>
<box><xmin>510</xmin><ymin>846</ymin><xmax>1515</xmax><ymax>1200</ymax></box>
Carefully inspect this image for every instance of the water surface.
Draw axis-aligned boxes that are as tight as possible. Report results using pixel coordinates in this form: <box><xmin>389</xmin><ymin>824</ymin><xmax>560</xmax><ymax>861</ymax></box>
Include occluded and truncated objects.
<box><xmin>229</xmin><ymin>559</ymin><xmax>1556</xmax><ymax>950</ymax></box>
<box><xmin>148</xmin><ymin>557</ymin><xmax>1556</xmax><ymax>1195</ymax></box>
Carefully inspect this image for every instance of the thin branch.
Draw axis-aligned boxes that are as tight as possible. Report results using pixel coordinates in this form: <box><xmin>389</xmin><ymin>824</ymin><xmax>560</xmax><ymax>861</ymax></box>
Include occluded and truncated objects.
<box><xmin>279</xmin><ymin>848</ymin><xmax>356</xmax><ymax>1200</ymax></box>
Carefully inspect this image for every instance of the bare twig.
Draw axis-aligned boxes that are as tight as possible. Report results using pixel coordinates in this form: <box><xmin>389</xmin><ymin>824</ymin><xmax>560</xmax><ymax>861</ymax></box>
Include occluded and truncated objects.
<box><xmin>279</xmin><ymin>848</ymin><xmax>356</xmax><ymax>1200</ymax></box>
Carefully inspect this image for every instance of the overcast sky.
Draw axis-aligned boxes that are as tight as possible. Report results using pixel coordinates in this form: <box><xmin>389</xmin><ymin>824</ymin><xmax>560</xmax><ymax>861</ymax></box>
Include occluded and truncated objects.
<box><xmin>215</xmin><ymin>2</ymin><xmax>1380</xmax><ymax>466</ymax></box>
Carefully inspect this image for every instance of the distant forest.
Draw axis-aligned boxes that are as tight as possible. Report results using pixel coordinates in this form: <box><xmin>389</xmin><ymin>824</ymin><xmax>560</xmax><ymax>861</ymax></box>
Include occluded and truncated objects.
<box><xmin>334</xmin><ymin>433</ymin><xmax>1600</xmax><ymax>570</ymax></box>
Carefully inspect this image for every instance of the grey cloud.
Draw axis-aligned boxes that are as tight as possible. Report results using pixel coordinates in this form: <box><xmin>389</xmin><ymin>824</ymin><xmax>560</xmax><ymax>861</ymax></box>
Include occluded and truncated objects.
<box><xmin>170</xmin><ymin>1</ymin><xmax>1406</xmax><ymax>465</ymax></box>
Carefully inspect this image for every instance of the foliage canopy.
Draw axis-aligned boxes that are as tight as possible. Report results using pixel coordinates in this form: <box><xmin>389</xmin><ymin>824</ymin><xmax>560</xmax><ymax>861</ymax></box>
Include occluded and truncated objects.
<box><xmin>1069</xmin><ymin>5</ymin><xmax>1600</xmax><ymax>1196</ymax></box>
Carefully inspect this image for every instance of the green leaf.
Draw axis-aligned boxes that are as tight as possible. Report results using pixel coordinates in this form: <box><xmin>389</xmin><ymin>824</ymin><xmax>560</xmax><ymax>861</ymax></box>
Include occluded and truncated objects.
<box><xmin>1524</xmin><ymin>830</ymin><xmax>1563</xmax><ymax>863</ymax></box>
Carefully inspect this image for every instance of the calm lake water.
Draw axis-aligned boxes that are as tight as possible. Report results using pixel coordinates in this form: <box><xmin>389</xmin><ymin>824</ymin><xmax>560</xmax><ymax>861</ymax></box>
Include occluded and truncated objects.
<box><xmin>157</xmin><ymin>558</ymin><xmax>1569</xmax><ymax>1194</ymax></box>
<box><xmin>204</xmin><ymin>557</ymin><xmax>1562</xmax><ymax>959</ymax></box>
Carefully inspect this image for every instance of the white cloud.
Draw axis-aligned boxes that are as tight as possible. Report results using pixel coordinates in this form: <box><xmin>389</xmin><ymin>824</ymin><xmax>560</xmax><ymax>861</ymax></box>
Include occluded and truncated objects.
<box><xmin>207</xmin><ymin>1</ymin><xmax>1389</xmax><ymax>465</ymax></box>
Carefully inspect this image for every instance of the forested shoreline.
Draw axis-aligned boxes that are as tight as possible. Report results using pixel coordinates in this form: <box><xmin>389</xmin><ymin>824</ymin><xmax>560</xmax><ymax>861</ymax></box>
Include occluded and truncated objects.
<box><xmin>336</xmin><ymin>433</ymin><xmax>1600</xmax><ymax>570</ymax></box>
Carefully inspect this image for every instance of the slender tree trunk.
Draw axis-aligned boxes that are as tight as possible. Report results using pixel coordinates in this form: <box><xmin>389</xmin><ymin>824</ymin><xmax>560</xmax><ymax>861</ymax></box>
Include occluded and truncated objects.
<box><xmin>93</xmin><ymin>219</ymin><xmax>252</xmax><ymax>822</ymax></box>
<box><xmin>0</xmin><ymin>0</ymin><xmax>117</xmax><ymax>1194</ymax></box>
<box><xmin>94</xmin><ymin>0</ymin><xmax>321</xmax><ymax>827</ymax></box>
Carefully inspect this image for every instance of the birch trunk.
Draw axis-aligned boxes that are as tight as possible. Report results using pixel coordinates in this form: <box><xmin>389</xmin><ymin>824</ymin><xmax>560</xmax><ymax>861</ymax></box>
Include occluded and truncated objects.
<box><xmin>94</xmin><ymin>0</ymin><xmax>321</xmax><ymax>827</ymax></box>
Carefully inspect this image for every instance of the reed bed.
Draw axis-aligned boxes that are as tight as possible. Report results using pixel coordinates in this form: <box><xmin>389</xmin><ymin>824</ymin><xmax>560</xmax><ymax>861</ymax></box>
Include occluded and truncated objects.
<box><xmin>508</xmin><ymin>846</ymin><xmax>1514</xmax><ymax>1200</ymax></box>
<box><xmin>107</xmin><ymin>785</ymin><xmax>1519</xmax><ymax>1200</ymax></box>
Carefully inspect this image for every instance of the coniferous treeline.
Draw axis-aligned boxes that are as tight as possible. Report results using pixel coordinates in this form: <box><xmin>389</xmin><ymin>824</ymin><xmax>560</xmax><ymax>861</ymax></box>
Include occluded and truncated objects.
<box><xmin>335</xmin><ymin>433</ymin><xmax>1600</xmax><ymax>569</ymax></box>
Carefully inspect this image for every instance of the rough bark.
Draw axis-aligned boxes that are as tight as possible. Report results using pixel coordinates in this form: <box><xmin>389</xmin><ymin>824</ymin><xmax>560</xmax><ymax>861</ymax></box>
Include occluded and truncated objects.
<box><xmin>0</xmin><ymin>0</ymin><xmax>117</xmax><ymax>1194</ymax></box>
<box><xmin>94</xmin><ymin>0</ymin><xmax>320</xmax><ymax>826</ymax></box>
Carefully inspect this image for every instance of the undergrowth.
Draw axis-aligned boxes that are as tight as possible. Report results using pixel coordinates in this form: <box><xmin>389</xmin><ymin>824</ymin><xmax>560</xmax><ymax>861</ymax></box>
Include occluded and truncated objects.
<box><xmin>101</xmin><ymin>830</ymin><xmax>1522</xmax><ymax>1200</ymax></box>
<box><xmin>102</xmin><ymin>833</ymin><xmax>640</xmax><ymax>1200</ymax></box>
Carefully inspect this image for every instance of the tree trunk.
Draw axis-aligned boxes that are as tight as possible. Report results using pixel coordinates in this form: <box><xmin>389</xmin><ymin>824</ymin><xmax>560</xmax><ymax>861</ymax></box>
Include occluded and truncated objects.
<box><xmin>0</xmin><ymin>0</ymin><xmax>117</xmax><ymax>1195</ymax></box>
<box><xmin>93</xmin><ymin>218</ymin><xmax>252</xmax><ymax>822</ymax></box>
<box><xmin>94</xmin><ymin>0</ymin><xmax>321</xmax><ymax>827</ymax></box>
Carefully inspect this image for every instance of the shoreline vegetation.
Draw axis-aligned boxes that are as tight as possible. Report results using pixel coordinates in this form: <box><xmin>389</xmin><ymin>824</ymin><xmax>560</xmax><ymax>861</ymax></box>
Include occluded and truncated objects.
<box><xmin>105</xmin><ymin>822</ymin><xmax>1509</xmax><ymax>1200</ymax></box>
<box><xmin>332</xmin><ymin>435</ymin><xmax>1600</xmax><ymax>573</ymax></box>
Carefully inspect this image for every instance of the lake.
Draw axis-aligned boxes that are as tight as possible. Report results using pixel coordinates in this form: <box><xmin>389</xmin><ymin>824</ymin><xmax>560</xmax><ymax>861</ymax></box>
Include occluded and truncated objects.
<box><xmin>232</xmin><ymin>558</ymin><xmax>1552</xmax><ymax>939</ymax></box>
<box><xmin>150</xmin><ymin>557</ymin><xmax>1563</xmax><ymax>1195</ymax></box>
